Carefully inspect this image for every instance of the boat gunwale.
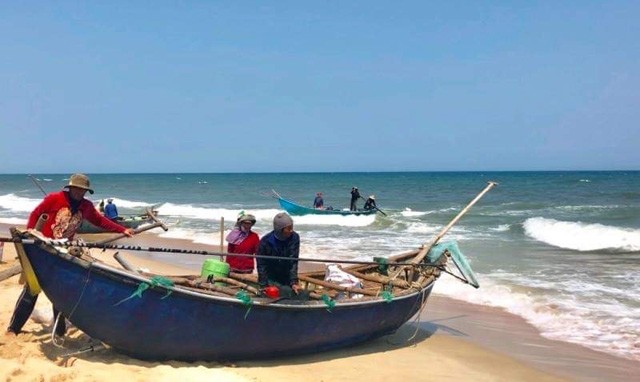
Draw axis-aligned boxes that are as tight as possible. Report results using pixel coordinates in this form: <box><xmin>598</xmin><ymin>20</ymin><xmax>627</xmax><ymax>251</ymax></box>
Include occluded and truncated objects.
<box><xmin>36</xmin><ymin>240</ymin><xmax>436</xmax><ymax>310</ymax></box>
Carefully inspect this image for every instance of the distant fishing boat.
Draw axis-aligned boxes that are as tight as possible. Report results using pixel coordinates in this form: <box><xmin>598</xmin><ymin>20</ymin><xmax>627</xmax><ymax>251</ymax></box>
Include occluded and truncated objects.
<box><xmin>77</xmin><ymin>215</ymin><xmax>150</xmax><ymax>233</ymax></box>
<box><xmin>273</xmin><ymin>190</ymin><xmax>377</xmax><ymax>216</ymax></box>
<box><xmin>78</xmin><ymin>207</ymin><xmax>158</xmax><ymax>234</ymax></box>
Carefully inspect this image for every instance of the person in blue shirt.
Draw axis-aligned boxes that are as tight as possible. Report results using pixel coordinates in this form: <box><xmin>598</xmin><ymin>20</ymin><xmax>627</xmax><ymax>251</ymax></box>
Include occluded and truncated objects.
<box><xmin>313</xmin><ymin>192</ymin><xmax>324</xmax><ymax>209</ymax></box>
<box><xmin>104</xmin><ymin>198</ymin><xmax>119</xmax><ymax>220</ymax></box>
<box><xmin>256</xmin><ymin>212</ymin><xmax>302</xmax><ymax>297</ymax></box>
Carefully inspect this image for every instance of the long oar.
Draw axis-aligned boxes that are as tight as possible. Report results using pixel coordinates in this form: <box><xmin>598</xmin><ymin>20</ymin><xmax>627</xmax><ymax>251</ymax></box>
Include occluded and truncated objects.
<box><xmin>93</xmin><ymin>210</ymin><xmax>168</xmax><ymax>246</ymax></box>
<box><xmin>374</xmin><ymin>206</ymin><xmax>387</xmax><ymax>216</ymax></box>
<box><xmin>395</xmin><ymin>181</ymin><xmax>497</xmax><ymax>281</ymax></box>
<box><xmin>411</xmin><ymin>181</ymin><xmax>497</xmax><ymax>265</ymax></box>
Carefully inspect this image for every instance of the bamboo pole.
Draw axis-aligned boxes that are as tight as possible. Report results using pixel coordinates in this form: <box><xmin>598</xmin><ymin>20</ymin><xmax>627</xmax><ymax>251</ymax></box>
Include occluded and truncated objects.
<box><xmin>341</xmin><ymin>269</ymin><xmax>410</xmax><ymax>289</ymax></box>
<box><xmin>219</xmin><ymin>217</ymin><xmax>225</xmax><ymax>259</ymax></box>
<box><xmin>93</xmin><ymin>221</ymin><xmax>168</xmax><ymax>246</ymax></box>
<box><xmin>392</xmin><ymin>182</ymin><xmax>497</xmax><ymax>282</ymax></box>
<box><xmin>411</xmin><ymin>181</ymin><xmax>497</xmax><ymax>266</ymax></box>
<box><xmin>297</xmin><ymin>275</ymin><xmax>378</xmax><ymax>296</ymax></box>
<box><xmin>0</xmin><ymin>264</ymin><xmax>21</xmax><ymax>282</ymax></box>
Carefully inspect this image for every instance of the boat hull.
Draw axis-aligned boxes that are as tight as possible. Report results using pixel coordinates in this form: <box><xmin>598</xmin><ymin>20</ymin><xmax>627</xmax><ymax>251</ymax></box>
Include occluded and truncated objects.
<box><xmin>277</xmin><ymin>197</ymin><xmax>377</xmax><ymax>216</ymax></box>
<box><xmin>23</xmin><ymin>242</ymin><xmax>433</xmax><ymax>361</ymax></box>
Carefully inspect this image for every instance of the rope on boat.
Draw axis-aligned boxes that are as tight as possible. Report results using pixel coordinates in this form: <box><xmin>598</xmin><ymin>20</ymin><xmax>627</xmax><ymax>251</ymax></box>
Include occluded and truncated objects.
<box><xmin>61</xmin><ymin>342</ymin><xmax>106</xmax><ymax>357</ymax></box>
<box><xmin>114</xmin><ymin>275</ymin><xmax>174</xmax><ymax>306</ymax></box>
<box><xmin>235</xmin><ymin>291</ymin><xmax>253</xmax><ymax>319</ymax></box>
<box><xmin>381</xmin><ymin>290</ymin><xmax>394</xmax><ymax>302</ymax></box>
<box><xmin>405</xmin><ymin>288</ymin><xmax>432</xmax><ymax>343</ymax></box>
<box><xmin>51</xmin><ymin>312</ymin><xmax>65</xmax><ymax>348</ymax></box>
<box><xmin>320</xmin><ymin>294</ymin><xmax>336</xmax><ymax>312</ymax></box>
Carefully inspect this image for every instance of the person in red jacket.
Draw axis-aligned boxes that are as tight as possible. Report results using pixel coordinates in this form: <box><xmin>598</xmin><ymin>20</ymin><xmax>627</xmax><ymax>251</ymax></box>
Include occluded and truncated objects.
<box><xmin>224</xmin><ymin>213</ymin><xmax>260</xmax><ymax>274</ymax></box>
<box><xmin>6</xmin><ymin>173</ymin><xmax>134</xmax><ymax>336</ymax></box>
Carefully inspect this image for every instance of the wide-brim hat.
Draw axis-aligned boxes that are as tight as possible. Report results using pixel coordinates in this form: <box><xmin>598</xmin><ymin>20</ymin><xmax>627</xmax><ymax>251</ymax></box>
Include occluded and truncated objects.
<box><xmin>369</xmin><ymin>195</ymin><xmax>375</xmax><ymax>200</ymax></box>
<box><xmin>64</xmin><ymin>173</ymin><xmax>94</xmax><ymax>194</ymax></box>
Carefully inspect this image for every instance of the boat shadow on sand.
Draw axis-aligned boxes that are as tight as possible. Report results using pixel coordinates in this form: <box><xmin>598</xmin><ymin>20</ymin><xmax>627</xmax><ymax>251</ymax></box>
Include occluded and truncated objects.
<box><xmin>31</xmin><ymin>317</ymin><xmax>470</xmax><ymax>368</ymax></box>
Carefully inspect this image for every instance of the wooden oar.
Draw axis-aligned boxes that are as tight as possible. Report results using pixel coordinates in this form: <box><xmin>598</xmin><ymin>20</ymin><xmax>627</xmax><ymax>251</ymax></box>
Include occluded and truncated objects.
<box><xmin>93</xmin><ymin>211</ymin><xmax>169</xmax><ymax>246</ymax></box>
<box><xmin>298</xmin><ymin>274</ymin><xmax>379</xmax><ymax>297</ymax></box>
<box><xmin>396</xmin><ymin>181</ymin><xmax>498</xmax><ymax>281</ymax></box>
<box><xmin>0</xmin><ymin>264</ymin><xmax>22</xmax><ymax>282</ymax></box>
<box><xmin>374</xmin><ymin>206</ymin><xmax>387</xmax><ymax>216</ymax></box>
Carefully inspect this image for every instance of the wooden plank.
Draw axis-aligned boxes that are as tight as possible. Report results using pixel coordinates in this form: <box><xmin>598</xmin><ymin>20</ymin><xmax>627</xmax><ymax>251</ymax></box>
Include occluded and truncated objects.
<box><xmin>341</xmin><ymin>268</ymin><xmax>411</xmax><ymax>289</ymax></box>
<box><xmin>0</xmin><ymin>264</ymin><xmax>21</xmax><ymax>282</ymax></box>
<box><xmin>298</xmin><ymin>275</ymin><xmax>379</xmax><ymax>296</ymax></box>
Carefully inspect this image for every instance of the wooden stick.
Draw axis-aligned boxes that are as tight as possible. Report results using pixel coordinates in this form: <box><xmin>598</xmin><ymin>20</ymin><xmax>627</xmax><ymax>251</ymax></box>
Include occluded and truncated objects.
<box><xmin>391</xmin><ymin>182</ymin><xmax>497</xmax><ymax>282</ymax></box>
<box><xmin>210</xmin><ymin>276</ymin><xmax>260</xmax><ymax>295</ymax></box>
<box><xmin>93</xmin><ymin>221</ymin><xmax>167</xmax><ymax>246</ymax></box>
<box><xmin>410</xmin><ymin>181</ymin><xmax>497</xmax><ymax>266</ymax></box>
<box><xmin>341</xmin><ymin>268</ymin><xmax>410</xmax><ymax>289</ymax></box>
<box><xmin>228</xmin><ymin>272</ymin><xmax>259</xmax><ymax>284</ymax></box>
<box><xmin>113</xmin><ymin>252</ymin><xmax>138</xmax><ymax>273</ymax></box>
<box><xmin>0</xmin><ymin>264</ymin><xmax>21</xmax><ymax>282</ymax></box>
<box><xmin>35</xmin><ymin>214</ymin><xmax>49</xmax><ymax>231</ymax></box>
<box><xmin>219</xmin><ymin>217</ymin><xmax>225</xmax><ymax>257</ymax></box>
<box><xmin>298</xmin><ymin>275</ymin><xmax>379</xmax><ymax>296</ymax></box>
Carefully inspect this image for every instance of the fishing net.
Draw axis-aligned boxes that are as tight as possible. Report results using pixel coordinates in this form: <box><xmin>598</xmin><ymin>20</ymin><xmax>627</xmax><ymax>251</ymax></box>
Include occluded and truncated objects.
<box><xmin>428</xmin><ymin>241</ymin><xmax>480</xmax><ymax>288</ymax></box>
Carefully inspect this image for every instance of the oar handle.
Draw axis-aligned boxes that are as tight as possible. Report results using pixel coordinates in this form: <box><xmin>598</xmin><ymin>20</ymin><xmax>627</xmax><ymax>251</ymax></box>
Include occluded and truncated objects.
<box><xmin>144</xmin><ymin>207</ymin><xmax>168</xmax><ymax>231</ymax></box>
<box><xmin>410</xmin><ymin>181</ymin><xmax>498</xmax><ymax>265</ymax></box>
<box><xmin>93</xmin><ymin>221</ymin><xmax>167</xmax><ymax>246</ymax></box>
<box><xmin>375</xmin><ymin>207</ymin><xmax>387</xmax><ymax>216</ymax></box>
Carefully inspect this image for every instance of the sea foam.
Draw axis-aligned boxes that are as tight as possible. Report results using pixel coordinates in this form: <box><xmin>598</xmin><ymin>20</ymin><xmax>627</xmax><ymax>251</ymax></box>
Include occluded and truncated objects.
<box><xmin>523</xmin><ymin>217</ymin><xmax>640</xmax><ymax>252</ymax></box>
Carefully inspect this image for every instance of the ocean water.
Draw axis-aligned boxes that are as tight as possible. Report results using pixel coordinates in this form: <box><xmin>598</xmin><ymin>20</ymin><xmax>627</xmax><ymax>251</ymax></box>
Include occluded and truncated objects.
<box><xmin>1</xmin><ymin>171</ymin><xmax>639</xmax><ymax>361</ymax></box>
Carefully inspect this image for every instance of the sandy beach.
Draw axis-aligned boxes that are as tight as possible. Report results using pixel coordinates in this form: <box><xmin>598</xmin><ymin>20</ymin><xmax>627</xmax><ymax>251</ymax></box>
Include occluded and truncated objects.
<box><xmin>1</xmin><ymin>225</ymin><xmax>638</xmax><ymax>381</ymax></box>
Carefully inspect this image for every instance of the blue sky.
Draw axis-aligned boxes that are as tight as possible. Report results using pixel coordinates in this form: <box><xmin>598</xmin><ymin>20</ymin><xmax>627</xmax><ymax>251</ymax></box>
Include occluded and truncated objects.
<box><xmin>1</xmin><ymin>2</ymin><xmax>638</xmax><ymax>173</ymax></box>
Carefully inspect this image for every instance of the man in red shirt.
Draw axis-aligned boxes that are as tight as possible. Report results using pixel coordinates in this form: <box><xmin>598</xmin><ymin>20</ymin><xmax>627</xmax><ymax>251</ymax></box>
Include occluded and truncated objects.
<box><xmin>6</xmin><ymin>173</ymin><xmax>134</xmax><ymax>335</ymax></box>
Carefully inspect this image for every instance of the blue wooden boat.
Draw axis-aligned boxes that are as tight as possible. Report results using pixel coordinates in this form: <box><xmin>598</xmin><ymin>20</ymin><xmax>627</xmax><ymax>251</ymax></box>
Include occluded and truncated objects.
<box><xmin>12</xmin><ymin>232</ymin><xmax>466</xmax><ymax>362</ymax></box>
<box><xmin>274</xmin><ymin>191</ymin><xmax>377</xmax><ymax>216</ymax></box>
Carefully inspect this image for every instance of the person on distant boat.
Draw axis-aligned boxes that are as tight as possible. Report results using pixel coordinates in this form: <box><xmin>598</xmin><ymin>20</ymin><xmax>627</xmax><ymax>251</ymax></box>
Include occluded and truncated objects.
<box><xmin>104</xmin><ymin>198</ymin><xmax>119</xmax><ymax>221</ymax></box>
<box><xmin>224</xmin><ymin>212</ymin><xmax>260</xmax><ymax>274</ymax></box>
<box><xmin>313</xmin><ymin>192</ymin><xmax>324</xmax><ymax>209</ymax></box>
<box><xmin>6</xmin><ymin>173</ymin><xmax>134</xmax><ymax>337</ymax></box>
<box><xmin>350</xmin><ymin>187</ymin><xmax>361</xmax><ymax>211</ymax></box>
<box><xmin>256</xmin><ymin>212</ymin><xmax>303</xmax><ymax>297</ymax></box>
<box><xmin>363</xmin><ymin>195</ymin><xmax>377</xmax><ymax>211</ymax></box>
<box><xmin>98</xmin><ymin>199</ymin><xmax>105</xmax><ymax>213</ymax></box>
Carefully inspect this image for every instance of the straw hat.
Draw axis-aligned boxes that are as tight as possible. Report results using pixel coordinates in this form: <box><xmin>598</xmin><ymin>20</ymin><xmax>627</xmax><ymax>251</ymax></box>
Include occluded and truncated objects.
<box><xmin>64</xmin><ymin>173</ymin><xmax>94</xmax><ymax>194</ymax></box>
<box><xmin>369</xmin><ymin>195</ymin><xmax>375</xmax><ymax>200</ymax></box>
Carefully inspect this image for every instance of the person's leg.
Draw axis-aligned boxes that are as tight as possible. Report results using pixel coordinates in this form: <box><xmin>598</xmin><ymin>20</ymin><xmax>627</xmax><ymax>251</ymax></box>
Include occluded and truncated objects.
<box><xmin>7</xmin><ymin>286</ymin><xmax>38</xmax><ymax>334</ymax></box>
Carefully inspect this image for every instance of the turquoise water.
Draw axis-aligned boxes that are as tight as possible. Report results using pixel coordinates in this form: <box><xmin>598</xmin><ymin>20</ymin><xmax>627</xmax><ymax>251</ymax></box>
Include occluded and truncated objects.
<box><xmin>1</xmin><ymin>171</ymin><xmax>639</xmax><ymax>360</ymax></box>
